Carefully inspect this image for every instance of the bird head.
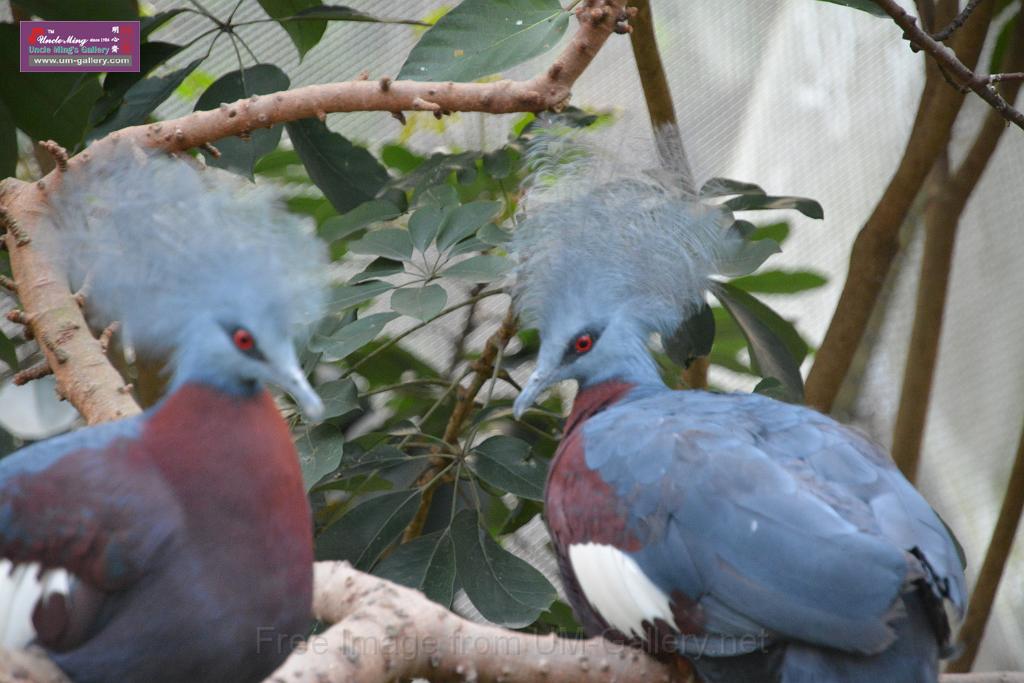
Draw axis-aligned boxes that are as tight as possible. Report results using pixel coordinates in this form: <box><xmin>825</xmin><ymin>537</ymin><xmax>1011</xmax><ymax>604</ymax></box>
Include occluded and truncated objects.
<box><xmin>510</xmin><ymin>132</ymin><xmax>734</xmax><ymax>419</ymax></box>
<box><xmin>47</xmin><ymin>143</ymin><xmax>328</xmax><ymax>421</ymax></box>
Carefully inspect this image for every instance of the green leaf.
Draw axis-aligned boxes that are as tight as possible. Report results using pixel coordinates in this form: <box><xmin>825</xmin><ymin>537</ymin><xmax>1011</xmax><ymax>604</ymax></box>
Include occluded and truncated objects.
<box><xmin>342</xmin><ymin>443</ymin><xmax>410</xmax><ymax>474</ymax></box>
<box><xmin>753</xmin><ymin>377</ymin><xmax>792</xmax><ymax>402</ymax></box>
<box><xmin>398</xmin><ymin>0</ymin><xmax>570</xmax><ymax>82</ymax></box>
<box><xmin>442</xmin><ymin>255</ymin><xmax>511</xmax><ymax>282</ymax></box>
<box><xmin>478</xmin><ymin>223</ymin><xmax>512</xmax><ymax>246</ymax></box>
<box><xmin>316</xmin><ymin>489</ymin><xmax>422</xmax><ymax>570</ymax></box>
<box><xmin>0</xmin><ymin>25</ymin><xmax>102</xmax><ymax>148</ymax></box>
<box><xmin>437</xmin><ymin>201</ymin><xmax>503</xmax><ymax>251</ymax></box>
<box><xmin>259</xmin><ymin>0</ymin><xmax>327</xmax><ymax>59</ymax></box>
<box><xmin>89</xmin><ymin>58</ymin><xmax>202</xmax><ymax>141</ymax></box>
<box><xmin>470</xmin><ymin>436</ymin><xmax>546</xmax><ymax>501</ymax></box>
<box><xmin>989</xmin><ymin>13</ymin><xmax>1019</xmax><ymax>74</ymax></box>
<box><xmin>751</xmin><ymin>221</ymin><xmax>791</xmax><ymax>245</ymax></box>
<box><xmin>294</xmin><ymin>5</ymin><xmax>428</xmax><ymax>25</ymax></box>
<box><xmin>286</xmin><ymin>118</ymin><xmax>390</xmax><ymax>214</ymax></box>
<box><xmin>318</xmin><ymin>378</ymin><xmax>360</xmax><ymax>420</ymax></box>
<box><xmin>0</xmin><ymin>328</ymin><xmax>17</xmax><ymax>370</ymax></box>
<box><xmin>664</xmin><ymin>302</ymin><xmax>715</xmax><ymax>369</ymax></box>
<box><xmin>348</xmin><ymin>228</ymin><xmax>414</xmax><ymax>261</ymax></box>
<box><xmin>310</xmin><ymin>312</ymin><xmax>399</xmax><ymax>361</ymax></box>
<box><xmin>715</xmin><ymin>233</ymin><xmax>781</xmax><ymax>278</ymax></box>
<box><xmin>711</xmin><ymin>282</ymin><xmax>807</xmax><ymax>402</ymax></box>
<box><xmin>391</xmin><ymin>284</ymin><xmax>447</xmax><ymax>322</ymax></box>
<box><xmin>730</xmin><ymin>270</ymin><xmax>828</xmax><ymax>294</ymax></box>
<box><xmin>91</xmin><ymin>42</ymin><xmax>184</xmax><ymax>128</ymax></box>
<box><xmin>382</xmin><ymin>143</ymin><xmax>425</xmax><ymax>172</ymax></box>
<box><xmin>296</xmin><ymin>424</ymin><xmax>345</xmax><ymax>490</ymax></box>
<box><xmin>141</xmin><ymin>9</ymin><xmax>187</xmax><ymax>39</ymax></box>
<box><xmin>451</xmin><ymin>510</ymin><xmax>556</xmax><ymax>627</ymax></box>
<box><xmin>408</xmin><ymin>204</ymin><xmax>445</xmax><ymax>252</ymax></box>
<box><xmin>724</xmin><ymin>194</ymin><xmax>824</xmax><ymax>220</ymax></box>
<box><xmin>375</xmin><ymin>530</ymin><xmax>457</xmax><ymax>607</ymax></box>
<box><xmin>816</xmin><ymin>0</ymin><xmax>888</xmax><ymax>17</ymax></box>
<box><xmin>193</xmin><ymin>65</ymin><xmax>290</xmax><ymax>179</ymax></box>
<box><xmin>483</xmin><ymin>148</ymin><xmax>514</xmax><ymax>179</ymax></box>
<box><xmin>329</xmin><ymin>280</ymin><xmax>394</xmax><ymax>310</ymax></box>
<box><xmin>320</xmin><ymin>199</ymin><xmax>403</xmax><ymax>243</ymax></box>
<box><xmin>700</xmin><ymin>177</ymin><xmax>765</xmax><ymax>197</ymax></box>
<box><xmin>349</xmin><ymin>258</ymin><xmax>405</xmax><ymax>284</ymax></box>
<box><xmin>15</xmin><ymin>0</ymin><xmax>137</xmax><ymax>19</ymax></box>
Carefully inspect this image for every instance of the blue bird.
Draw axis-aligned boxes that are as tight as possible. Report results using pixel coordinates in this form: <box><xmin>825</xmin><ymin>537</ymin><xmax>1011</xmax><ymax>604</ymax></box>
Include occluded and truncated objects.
<box><xmin>510</xmin><ymin>139</ymin><xmax>966</xmax><ymax>682</ymax></box>
<box><xmin>0</xmin><ymin>143</ymin><xmax>327</xmax><ymax>683</ymax></box>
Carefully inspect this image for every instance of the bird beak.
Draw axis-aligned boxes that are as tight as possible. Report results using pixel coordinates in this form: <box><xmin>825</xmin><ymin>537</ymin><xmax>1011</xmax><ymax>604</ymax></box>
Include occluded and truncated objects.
<box><xmin>271</xmin><ymin>352</ymin><xmax>325</xmax><ymax>422</ymax></box>
<box><xmin>513</xmin><ymin>365</ymin><xmax>556</xmax><ymax>420</ymax></box>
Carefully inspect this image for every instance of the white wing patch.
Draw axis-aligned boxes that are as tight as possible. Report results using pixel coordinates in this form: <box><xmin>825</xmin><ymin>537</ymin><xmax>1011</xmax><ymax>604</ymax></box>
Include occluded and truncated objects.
<box><xmin>0</xmin><ymin>560</ymin><xmax>70</xmax><ymax>648</ymax></box>
<box><xmin>568</xmin><ymin>543</ymin><xmax>674</xmax><ymax>639</ymax></box>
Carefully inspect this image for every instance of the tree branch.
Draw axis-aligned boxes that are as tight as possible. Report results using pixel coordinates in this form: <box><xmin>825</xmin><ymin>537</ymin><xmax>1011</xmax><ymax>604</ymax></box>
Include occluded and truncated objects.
<box><xmin>872</xmin><ymin>0</ymin><xmax>1024</xmax><ymax>130</ymax></box>
<box><xmin>892</xmin><ymin>14</ymin><xmax>1024</xmax><ymax>480</ymax></box>
<box><xmin>627</xmin><ymin>0</ymin><xmax>694</xmax><ymax>192</ymax></box>
<box><xmin>804</xmin><ymin>0</ymin><xmax>995</xmax><ymax>412</ymax></box>
<box><xmin>946</xmin><ymin>420</ymin><xmax>1024</xmax><ymax>672</ymax></box>
<box><xmin>5</xmin><ymin>561</ymin><xmax>1022</xmax><ymax>683</ymax></box>
<box><xmin>402</xmin><ymin>307</ymin><xmax>519</xmax><ymax>543</ymax></box>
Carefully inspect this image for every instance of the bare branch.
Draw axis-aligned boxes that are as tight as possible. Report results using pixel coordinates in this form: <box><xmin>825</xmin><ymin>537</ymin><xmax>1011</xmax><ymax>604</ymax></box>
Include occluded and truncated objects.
<box><xmin>946</xmin><ymin>421</ymin><xmax>1024</xmax><ymax>672</ymax></box>
<box><xmin>932</xmin><ymin>0</ymin><xmax>985</xmax><ymax>42</ymax></box>
<box><xmin>873</xmin><ymin>0</ymin><xmax>1024</xmax><ymax>129</ymax></box>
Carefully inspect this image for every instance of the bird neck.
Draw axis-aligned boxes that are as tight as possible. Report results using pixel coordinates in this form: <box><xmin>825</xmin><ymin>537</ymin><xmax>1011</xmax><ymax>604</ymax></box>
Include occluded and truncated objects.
<box><xmin>167</xmin><ymin>346</ymin><xmax>261</xmax><ymax>399</ymax></box>
<box><xmin>582</xmin><ymin>330</ymin><xmax>665</xmax><ymax>389</ymax></box>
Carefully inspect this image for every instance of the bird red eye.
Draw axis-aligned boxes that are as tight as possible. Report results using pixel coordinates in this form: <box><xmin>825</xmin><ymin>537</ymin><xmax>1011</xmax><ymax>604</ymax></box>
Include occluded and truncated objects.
<box><xmin>574</xmin><ymin>334</ymin><xmax>593</xmax><ymax>354</ymax></box>
<box><xmin>233</xmin><ymin>328</ymin><xmax>255</xmax><ymax>351</ymax></box>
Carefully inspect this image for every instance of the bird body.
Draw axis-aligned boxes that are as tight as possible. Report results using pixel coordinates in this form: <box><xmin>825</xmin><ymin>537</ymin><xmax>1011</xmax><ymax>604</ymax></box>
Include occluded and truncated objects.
<box><xmin>544</xmin><ymin>381</ymin><xmax>963</xmax><ymax>682</ymax></box>
<box><xmin>511</xmin><ymin>132</ymin><xmax>967</xmax><ymax>681</ymax></box>
<box><xmin>0</xmin><ymin>143</ymin><xmax>327</xmax><ymax>681</ymax></box>
<box><xmin>2</xmin><ymin>383</ymin><xmax>312</xmax><ymax>682</ymax></box>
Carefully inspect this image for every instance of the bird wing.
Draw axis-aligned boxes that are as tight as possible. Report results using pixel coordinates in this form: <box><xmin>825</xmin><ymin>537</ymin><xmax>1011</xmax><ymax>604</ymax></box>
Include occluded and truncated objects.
<box><xmin>0</xmin><ymin>415</ymin><xmax>179</xmax><ymax>590</ymax></box>
<box><xmin>580</xmin><ymin>388</ymin><xmax>965</xmax><ymax>656</ymax></box>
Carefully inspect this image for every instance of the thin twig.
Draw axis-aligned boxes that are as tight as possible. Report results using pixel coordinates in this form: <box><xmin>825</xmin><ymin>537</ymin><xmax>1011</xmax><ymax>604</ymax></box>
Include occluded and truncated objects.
<box><xmin>13</xmin><ymin>362</ymin><xmax>53</xmax><ymax>386</ymax></box>
<box><xmin>402</xmin><ymin>307</ymin><xmax>519</xmax><ymax>543</ymax></box>
<box><xmin>932</xmin><ymin>0</ymin><xmax>985</xmax><ymax>41</ymax></box>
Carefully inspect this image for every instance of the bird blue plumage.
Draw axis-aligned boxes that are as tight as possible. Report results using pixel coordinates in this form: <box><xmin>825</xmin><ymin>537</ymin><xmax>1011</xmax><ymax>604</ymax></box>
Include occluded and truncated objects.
<box><xmin>512</xmin><ymin>132</ymin><xmax>967</xmax><ymax>682</ymax></box>
<box><xmin>0</xmin><ymin>143</ymin><xmax>328</xmax><ymax>682</ymax></box>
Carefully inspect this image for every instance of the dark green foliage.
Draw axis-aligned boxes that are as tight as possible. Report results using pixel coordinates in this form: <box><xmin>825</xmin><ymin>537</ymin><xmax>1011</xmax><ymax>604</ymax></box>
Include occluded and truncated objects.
<box><xmin>398</xmin><ymin>0</ymin><xmax>570</xmax><ymax>82</ymax></box>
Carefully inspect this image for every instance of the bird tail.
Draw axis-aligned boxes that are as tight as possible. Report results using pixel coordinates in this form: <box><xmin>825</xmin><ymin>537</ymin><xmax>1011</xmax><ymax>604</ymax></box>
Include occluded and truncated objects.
<box><xmin>0</xmin><ymin>560</ymin><xmax>70</xmax><ymax>648</ymax></box>
<box><xmin>780</xmin><ymin>590</ymin><xmax>940</xmax><ymax>683</ymax></box>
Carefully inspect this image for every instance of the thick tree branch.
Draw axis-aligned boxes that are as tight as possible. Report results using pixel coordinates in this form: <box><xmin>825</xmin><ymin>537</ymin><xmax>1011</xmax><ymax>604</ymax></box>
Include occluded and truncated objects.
<box><xmin>892</xmin><ymin>17</ymin><xmax>1024</xmax><ymax>480</ymax></box>
<box><xmin>804</xmin><ymin>0</ymin><xmax>994</xmax><ymax>412</ymax></box>
<box><xmin>4</xmin><ymin>561</ymin><xmax>1021</xmax><ymax>683</ymax></box>
<box><xmin>0</xmin><ymin>178</ymin><xmax>139</xmax><ymax>424</ymax></box>
<box><xmin>946</xmin><ymin>420</ymin><xmax>1024</xmax><ymax>672</ymax></box>
<box><xmin>269</xmin><ymin>562</ymin><xmax>682</xmax><ymax>683</ymax></box>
